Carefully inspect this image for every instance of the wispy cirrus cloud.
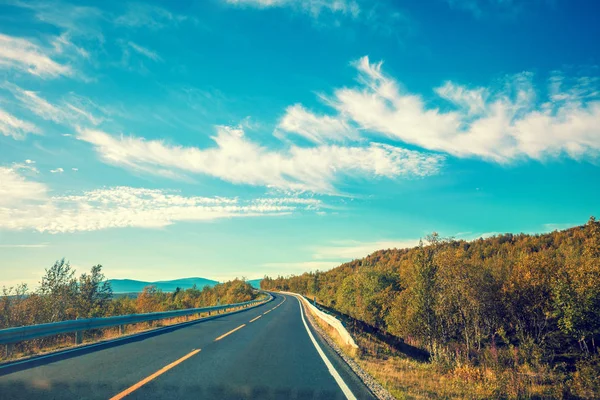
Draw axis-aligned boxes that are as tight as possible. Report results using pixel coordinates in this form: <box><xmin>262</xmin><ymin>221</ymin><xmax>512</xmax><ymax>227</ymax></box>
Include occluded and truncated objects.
<box><xmin>0</xmin><ymin>108</ymin><xmax>39</xmax><ymax>139</ymax></box>
<box><xmin>222</xmin><ymin>0</ymin><xmax>412</xmax><ymax>36</ymax></box>
<box><xmin>11</xmin><ymin>0</ymin><xmax>105</xmax><ymax>39</ymax></box>
<box><xmin>0</xmin><ymin>168</ymin><xmax>322</xmax><ymax>233</ymax></box>
<box><xmin>2</xmin><ymin>83</ymin><xmax>104</xmax><ymax>127</ymax></box>
<box><xmin>127</xmin><ymin>41</ymin><xmax>162</xmax><ymax>62</ymax></box>
<box><xmin>0</xmin><ymin>33</ymin><xmax>72</xmax><ymax>78</ymax></box>
<box><xmin>282</xmin><ymin>56</ymin><xmax>600</xmax><ymax>163</ymax></box>
<box><xmin>76</xmin><ymin>125</ymin><xmax>444</xmax><ymax>194</ymax></box>
<box><xmin>443</xmin><ymin>0</ymin><xmax>545</xmax><ymax>19</ymax></box>
<box><xmin>115</xmin><ymin>3</ymin><xmax>191</xmax><ymax>29</ymax></box>
<box><xmin>224</xmin><ymin>0</ymin><xmax>361</xmax><ymax>18</ymax></box>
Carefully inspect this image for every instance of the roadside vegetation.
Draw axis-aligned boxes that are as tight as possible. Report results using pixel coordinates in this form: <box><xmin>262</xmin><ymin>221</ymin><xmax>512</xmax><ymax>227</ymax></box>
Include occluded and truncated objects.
<box><xmin>0</xmin><ymin>262</ymin><xmax>257</xmax><ymax>360</ymax></box>
<box><xmin>262</xmin><ymin>218</ymin><xmax>600</xmax><ymax>399</ymax></box>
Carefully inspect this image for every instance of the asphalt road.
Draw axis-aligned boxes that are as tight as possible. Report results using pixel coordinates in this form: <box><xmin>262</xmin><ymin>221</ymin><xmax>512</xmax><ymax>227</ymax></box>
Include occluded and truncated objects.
<box><xmin>0</xmin><ymin>293</ymin><xmax>376</xmax><ymax>400</ymax></box>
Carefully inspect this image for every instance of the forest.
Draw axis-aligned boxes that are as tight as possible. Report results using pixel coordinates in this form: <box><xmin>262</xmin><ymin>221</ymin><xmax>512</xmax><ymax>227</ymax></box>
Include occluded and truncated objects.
<box><xmin>262</xmin><ymin>218</ymin><xmax>600</xmax><ymax>398</ymax></box>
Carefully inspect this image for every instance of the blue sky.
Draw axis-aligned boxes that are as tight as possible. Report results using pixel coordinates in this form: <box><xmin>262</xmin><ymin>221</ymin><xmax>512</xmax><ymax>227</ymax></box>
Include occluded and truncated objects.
<box><xmin>1</xmin><ymin>0</ymin><xmax>599</xmax><ymax>288</ymax></box>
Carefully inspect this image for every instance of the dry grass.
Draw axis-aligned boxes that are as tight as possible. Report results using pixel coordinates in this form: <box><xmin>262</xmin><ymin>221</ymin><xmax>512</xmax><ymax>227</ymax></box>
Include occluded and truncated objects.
<box><xmin>302</xmin><ymin>307</ymin><xmax>567</xmax><ymax>400</ymax></box>
<box><xmin>351</xmin><ymin>333</ymin><xmax>567</xmax><ymax>400</ymax></box>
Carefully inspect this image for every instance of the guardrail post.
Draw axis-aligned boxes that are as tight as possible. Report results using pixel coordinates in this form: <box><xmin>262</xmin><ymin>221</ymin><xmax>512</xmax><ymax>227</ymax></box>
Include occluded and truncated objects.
<box><xmin>119</xmin><ymin>325</ymin><xmax>125</xmax><ymax>335</ymax></box>
<box><xmin>75</xmin><ymin>330</ymin><xmax>83</xmax><ymax>345</ymax></box>
<box><xmin>5</xmin><ymin>343</ymin><xmax>14</xmax><ymax>358</ymax></box>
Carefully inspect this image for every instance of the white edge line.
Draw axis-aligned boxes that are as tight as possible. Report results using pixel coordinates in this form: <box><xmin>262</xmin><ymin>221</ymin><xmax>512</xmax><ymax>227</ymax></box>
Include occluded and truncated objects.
<box><xmin>295</xmin><ymin>295</ymin><xmax>357</xmax><ymax>400</ymax></box>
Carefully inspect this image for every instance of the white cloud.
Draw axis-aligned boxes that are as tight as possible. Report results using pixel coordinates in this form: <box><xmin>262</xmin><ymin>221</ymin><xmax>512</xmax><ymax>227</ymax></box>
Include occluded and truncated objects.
<box><xmin>435</xmin><ymin>81</ymin><xmax>488</xmax><ymax>116</ymax></box>
<box><xmin>127</xmin><ymin>41</ymin><xmax>162</xmax><ymax>62</ymax></box>
<box><xmin>50</xmin><ymin>168</ymin><xmax>64</xmax><ymax>173</ymax></box>
<box><xmin>253</xmin><ymin>197</ymin><xmax>323</xmax><ymax>208</ymax></box>
<box><xmin>277</xmin><ymin>104</ymin><xmax>358</xmax><ymax>143</ymax></box>
<box><xmin>0</xmin><ymin>108</ymin><xmax>39</xmax><ymax>139</ymax></box>
<box><xmin>0</xmin><ymin>170</ymin><xmax>320</xmax><ymax>233</ymax></box>
<box><xmin>72</xmin><ymin>167</ymin><xmax>78</xmax><ymax>171</ymax></box>
<box><xmin>0</xmin><ymin>167</ymin><xmax>47</xmax><ymax>206</ymax></box>
<box><xmin>25</xmin><ymin>159</ymin><xmax>35</xmax><ymax>164</ymax></box>
<box><xmin>225</xmin><ymin>0</ymin><xmax>361</xmax><ymax>18</ymax></box>
<box><xmin>77</xmin><ymin>125</ymin><xmax>443</xmax><ymax>194</ymax></box>
<box><xmin>290</xmin><ymin>56</ymin><xmax>600</xmax><ymax>163</ymax></box>
<box><xmin>313</xmin><ymin>239</ymin><xmax>420</xmax><ymax>260</ymax></box>
<box><xmin>51</xmin><ymin>32</ymin><xmax>90</xmax><ymax>60</ymax></box>
<box><xmin>0</xmin><ymin>33</ymin><xmax>71</xmax><ymax>78</ymax></box>
<box><xmin>3</xmin><ymin>83</ymin><xmax>104</xmax><ymax>126</ymax></box>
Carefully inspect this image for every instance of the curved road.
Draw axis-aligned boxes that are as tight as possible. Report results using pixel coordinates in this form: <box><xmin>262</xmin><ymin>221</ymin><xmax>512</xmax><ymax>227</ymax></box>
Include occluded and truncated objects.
<box><xmin>0</xmin><ymin>293</ymin><xmax>376</xmax><ymax>399</ymax></box>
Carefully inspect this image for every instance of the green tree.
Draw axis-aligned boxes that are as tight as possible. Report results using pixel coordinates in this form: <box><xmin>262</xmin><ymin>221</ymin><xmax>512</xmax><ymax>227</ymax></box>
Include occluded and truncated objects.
<box><xmin>38</xmin><ymin>258</ymin><xmax>78</xmax><ymax>322</ymax></box>
<box><xmin>77</xmin><ymin>265</ymin><xmax>113</xmax><ymax>318</ymax></box>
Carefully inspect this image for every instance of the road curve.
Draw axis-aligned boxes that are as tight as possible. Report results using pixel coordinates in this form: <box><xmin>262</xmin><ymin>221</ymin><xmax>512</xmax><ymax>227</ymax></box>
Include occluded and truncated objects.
<box><xmin>0</xmin><ymin>293</ymin><xmax>376</xmax><ymax>399</ymax></box>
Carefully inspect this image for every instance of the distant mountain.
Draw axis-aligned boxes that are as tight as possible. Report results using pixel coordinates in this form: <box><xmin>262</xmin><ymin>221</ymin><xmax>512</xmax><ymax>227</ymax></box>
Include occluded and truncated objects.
<box><xmin>247</xmin><ymin>279</ymin><xmax>262</xmax><ymax>289</ymax></box>
<box><xmin>107</xmin><ymin>277</ymin><xmax>219</xmax><ymax>293</ymax></box>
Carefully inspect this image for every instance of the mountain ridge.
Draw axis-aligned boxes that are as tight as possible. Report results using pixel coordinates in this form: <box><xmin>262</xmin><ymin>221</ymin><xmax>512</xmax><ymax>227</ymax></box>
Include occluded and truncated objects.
<box><xmin>107</xmin><ymin>277</ymin><xmax>263</xmax><ymax>293</ymax></box>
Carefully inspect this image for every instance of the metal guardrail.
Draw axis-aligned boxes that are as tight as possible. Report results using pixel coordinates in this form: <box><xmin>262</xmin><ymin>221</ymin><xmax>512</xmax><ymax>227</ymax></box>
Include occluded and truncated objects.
<box><xmin>0</xmin><ymin>294</ymin><xmax>271</xmax><ymax>346</ymax></box>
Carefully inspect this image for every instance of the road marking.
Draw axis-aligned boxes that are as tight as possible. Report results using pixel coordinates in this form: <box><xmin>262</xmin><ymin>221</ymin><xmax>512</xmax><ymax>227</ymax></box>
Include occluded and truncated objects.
<box><xmin>295</xmin><ymin>296</ymin><xmax>357</xmax><ymax>400</ymax></box>
<box><xmin>110</xmin><ymin>349</ymin><xmax>201</xmax><ymax>400</ymax></box>
<box><xmin>214</xmin><ymin>324</ymin><xmax>246</xmax><ymax>341</ymax></box>
<box><xmin>249</xmin><ymin>315</ymin><xmax>262</xmax><ymax>323</ymax></box>
<box><xmin>263</xmin><ymin>310</ymin><xmax>271</xmax><ymax>315</ymax></box>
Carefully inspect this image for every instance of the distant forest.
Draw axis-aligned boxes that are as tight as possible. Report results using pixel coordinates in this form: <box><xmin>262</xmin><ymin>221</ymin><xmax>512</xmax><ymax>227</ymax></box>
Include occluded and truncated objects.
<box><xmin>262</xmin><ymin>218</ymin><xmax>600</xmax><ymax>397</ymax></box>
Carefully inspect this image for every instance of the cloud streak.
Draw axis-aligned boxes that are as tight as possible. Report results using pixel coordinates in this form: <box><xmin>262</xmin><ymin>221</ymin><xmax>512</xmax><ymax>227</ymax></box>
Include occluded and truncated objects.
<box><xmin>77</xmin><ymin>125</ymin><xmax>444</xmax><ymax>194</ymax></box>
<box><xmin>0</xmin><ymin>108</ymin><xmax>39</xmax><ymax>139</ymax></box>
<box><xmin>115</xmin><ymin>3</ymin><xmax>191</xmax><ymax>29</ymax></box>
<box><xmin>3</xmin><ymin>83</ymin><xmax>104</xmax><ymax>127</ymax></box>
<box><xmin>0</xmin><ymin>33</ymin><xmax>71</xmax><ymax>78</ymax></box>
<box><xmin>224</xmin><ymin>0</ymin><xmax>361</xmax><ymax>18</ymax></box>
<box><xmin>0</xmin><ymin>168</ymin><xmax>323</xmax><ymax>233</ymax></box>
<box><xmin>127</xmin><ymin>41</ymin><xmax>162</xmax><ymax>62</ymax></box>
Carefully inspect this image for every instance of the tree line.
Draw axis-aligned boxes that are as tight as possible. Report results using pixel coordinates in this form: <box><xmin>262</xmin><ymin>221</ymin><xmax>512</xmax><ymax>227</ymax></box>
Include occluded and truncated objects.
<box><xmin>261</xmin><ymin>218</ymin><xmax>600</xmax><ymax>397</ymax></box>
<box><xmin>1</xmin><ymin>259</ymin><xmax>257</xmax><ymax>330</ymax></box>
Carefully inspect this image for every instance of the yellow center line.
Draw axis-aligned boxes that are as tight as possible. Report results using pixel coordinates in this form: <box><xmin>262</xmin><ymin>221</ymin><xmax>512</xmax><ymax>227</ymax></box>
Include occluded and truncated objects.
<box><xmin>110</xmin><ymin>349</ymin><xmax>201</xmax><ymax>400</ymax></box>
<box><xmin>249</xmin><ymin>315</ymin><xmax>262</xmax><ymax>323</ymax></box>
<box><xmin>214</xmin><ymin>324</ymin><xmax>246</xmax><ymax>341</ymax></box>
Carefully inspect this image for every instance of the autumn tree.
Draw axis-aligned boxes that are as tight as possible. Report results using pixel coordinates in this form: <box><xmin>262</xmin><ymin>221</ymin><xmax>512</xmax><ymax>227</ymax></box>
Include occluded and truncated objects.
<box><xmin>76</xmin><ymin>265</ymin><xmax>113</xmax><ymax>318</ymax></box>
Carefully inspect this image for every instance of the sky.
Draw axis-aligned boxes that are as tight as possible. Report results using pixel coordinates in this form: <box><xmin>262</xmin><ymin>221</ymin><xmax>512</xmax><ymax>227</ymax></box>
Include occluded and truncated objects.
<box><xmin>0</xmin><ymin>0</ymin><xmax>599</xmax><ymax>289</ymax></box>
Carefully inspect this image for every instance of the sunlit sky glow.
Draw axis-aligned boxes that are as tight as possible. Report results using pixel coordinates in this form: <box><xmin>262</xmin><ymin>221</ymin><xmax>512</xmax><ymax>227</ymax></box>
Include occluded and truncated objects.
<box><xmin>1</xmin><ymin>0</ymin><xmax>599</xmax><ymax>288</ymax></box>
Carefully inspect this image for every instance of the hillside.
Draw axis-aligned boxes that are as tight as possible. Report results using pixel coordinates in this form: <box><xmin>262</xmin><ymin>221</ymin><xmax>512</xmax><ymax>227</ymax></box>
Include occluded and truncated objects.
<box><xmin>262</xmin><ymin>218</ymin><xmax>600</xmax><ymax>398</ymax></box>
<box><xmin>107</xmin><ymin>277</ymin><xmax>218</xmax><ymax>293</ymax></box>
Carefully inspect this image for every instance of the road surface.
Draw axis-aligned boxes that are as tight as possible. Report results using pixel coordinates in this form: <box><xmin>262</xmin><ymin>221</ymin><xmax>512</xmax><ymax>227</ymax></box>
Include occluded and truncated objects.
<box><xmin>0</xmin><ymin>293</ymin><xmax>376</xmax><ymax>399</ymax></box>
